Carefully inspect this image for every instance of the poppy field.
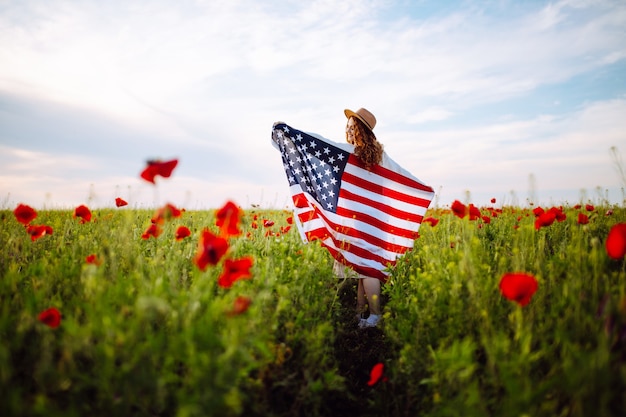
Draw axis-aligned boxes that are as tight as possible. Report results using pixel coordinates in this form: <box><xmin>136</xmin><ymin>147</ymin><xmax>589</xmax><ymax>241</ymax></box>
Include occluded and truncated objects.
<box><xmin>1</xmin><ymin>193</ymin><xmax>625</xmax><ymax>417</ymax></box>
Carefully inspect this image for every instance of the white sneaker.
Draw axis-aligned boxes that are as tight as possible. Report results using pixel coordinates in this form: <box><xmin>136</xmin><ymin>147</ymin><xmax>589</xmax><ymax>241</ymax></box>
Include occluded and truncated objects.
<box><xmin>358</xmin><ymin>314</ymin><xmax>380</xmax><ymax>328</ymax></box>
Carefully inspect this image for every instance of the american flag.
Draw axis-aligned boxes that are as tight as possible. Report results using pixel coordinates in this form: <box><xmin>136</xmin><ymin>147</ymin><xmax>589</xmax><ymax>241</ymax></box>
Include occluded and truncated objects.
<box><xmin>272</xmin><ymin>122</ymin><xmax>435</xmax><ymax>282</ymax></box>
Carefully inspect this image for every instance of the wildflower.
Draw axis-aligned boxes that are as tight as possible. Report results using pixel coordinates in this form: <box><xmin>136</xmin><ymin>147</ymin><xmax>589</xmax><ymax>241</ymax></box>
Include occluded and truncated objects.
<box><xmin>367</xmin><ymin>362</ymin><xmax>386</xmax><ymax>386</ymax></box>
<box><xmin>115</xmin><ymin>197</ymin><xmax>128</xmax><ymax>207</ymax></box>
<box><xmin>451</xmin><ymin>200</ymin><xmax>467</xmax><ymax>218</ymax></box>
<box><xmin>175</xmin><ymin>226</ymin><xmax>191</xmax><ymax>241</ymax></box>
<box><xmin>74</xmin><ymin>205</ymin><xmax>92</xmax><ymax>223</ymax></box>
<box><xmin>481</xmin><ymin>215</ymin><xmax>491</xmax><ymax>224</ymax></box>
<box><xmin>14</xmin><ymin>203</ymin><xmax>37</xmax><ymax>225</ymax></box>
<box><xmin>468</xmin><ymin>204</ymin><xmax>481</xmax><ymax>221</ymax></box>
<box><xmin>85</xmin><ymin>254</ymin><xmax>102</xmax><ymax>265</ymax></box>
<box><xmin>216</xmin><ymin>200</ymin><xmax>242</xmax><ymax>237</ymax></box>
<box><xmin>26</xmin><ymin>224</ymin><xmax>53</xmax><ymax>241</ymax></box>
<box><xmin>551</xmin><ymin>206</ymin><xmax>566</xmax><ymax>222</ymax></box>
<box><xmin>585</xmin><ymin>204</ymin><xmax>595</xmax><ymax>212</ymax></box>
<box><xmin>152</xmin><ymin>203</ymin><xmax>182</xmax><ymax>224</ymax></box>
<box><xmin>228</xmin><ymin>296</ymin><xmax>252</xmax><ymax>316</ymax></box>
<box><xmin>534</xmin><ymin>211</ymin><xmax>555</xmax><ymax>230</ymax></box>
<box><xmin>217</xmin><ymin>257</ymin><xmax>254</xmax><ymax>288</ymax></box>
<box><xmin>532</xmin><ymin>206</ymin><xmax>545</xmax><ymax>217</ymax></box>
<box><xmin>141</xmin><ymin>224</ymin><xmax>162</xmax><ymax>239</ymax></box>
<box><xmin>263</xmin><ymin>219</ymin><xmax>275</xmax><ymax>228</ymax></box>
<box><xmin>38</xmin><ymin>307</ymin><xmax>61</xmax><ymax>328</ymax></box>
<box><xmin>577</xmin><ymin>213</ymin><xmax>589</xmax><ymax>225</ymax></box>
<box><xmin>286</xmin><ymin>216</ymin><xmax>293</xmax><ymax>224</ymax></box>
<box><xmin>491</xmin><ymin>198</ymin><xmax>496</xmax><ymax>204</ymax></box>
<box><xmin>499</xmin><ymin>273</ymin><xmax>538</xmax><ymax>307</ymax></box>
<box><xmin>606</xmin><ymin>223</ymin><xmax>626</xmax><ymax>260</ymax></box>
<box><xmin>140</xmin><ymin>159</ymin><xmax>179</xmax><ymax>184</ymax></box>
<box><xmin>423</xmin><ymin>216</ymin><xmax>439</xmax><ymax>227</ymax></box>
<box><xmin>194</xmin><ymin>229</ymin><xmax>229</xmax><ymax>271</ymax></box>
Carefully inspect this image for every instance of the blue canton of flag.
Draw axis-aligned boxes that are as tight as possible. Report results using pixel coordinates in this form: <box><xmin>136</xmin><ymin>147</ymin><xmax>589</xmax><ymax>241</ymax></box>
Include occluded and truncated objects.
<box><xmin>272</xmin><ymin>123</ymin><xmax>349</xmax><ymax>213</ymax></box>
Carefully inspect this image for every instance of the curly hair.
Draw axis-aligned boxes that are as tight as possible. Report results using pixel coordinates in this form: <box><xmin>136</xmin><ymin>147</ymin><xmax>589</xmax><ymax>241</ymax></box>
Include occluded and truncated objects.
<box><xmin>347</xmin><ymin>117</ymin><xmax>384</xmax><ymax>169</ymax></box>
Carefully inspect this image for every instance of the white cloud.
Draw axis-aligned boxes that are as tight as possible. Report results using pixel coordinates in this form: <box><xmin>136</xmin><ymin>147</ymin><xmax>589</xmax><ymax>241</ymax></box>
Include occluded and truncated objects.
<box><xmin>406</xmin><ymin>107</ymin><xmax>454</xmax><ymax>124</ymax></box>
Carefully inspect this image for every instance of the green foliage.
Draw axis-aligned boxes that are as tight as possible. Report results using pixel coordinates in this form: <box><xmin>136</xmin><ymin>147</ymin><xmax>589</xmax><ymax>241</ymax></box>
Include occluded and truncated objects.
<box><xmin>0</xmin><ymin>204</ymin><xmax>625</xmax><ymax>416</ymax></box>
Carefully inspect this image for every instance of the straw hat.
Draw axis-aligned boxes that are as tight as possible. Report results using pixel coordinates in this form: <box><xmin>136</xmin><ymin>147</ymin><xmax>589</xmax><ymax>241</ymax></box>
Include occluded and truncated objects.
<box><xmin>344</xmin><ymin>108</ymin><xmax>376</xmax><ymax>131</ymax></box>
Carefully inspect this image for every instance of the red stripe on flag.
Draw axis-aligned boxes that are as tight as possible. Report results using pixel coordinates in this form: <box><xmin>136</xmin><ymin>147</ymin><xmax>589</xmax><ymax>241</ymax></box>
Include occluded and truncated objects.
<box><xmin>342</xmin><ymin>171</ymin><xmax>432</xmax><ymax>208</ymax></box>
<box><xmin>302</xmin><ymin>204</ymin><xmax>412</xmax><ymax>255</ymax></box>
<box><xmin>324</xmin><ymin>245</ymin><xmax>389</xmax><ymax>281</ymax></box>
<box><xmin>348</xmin><ymin>155</ymin><xmax>435</xmax><ymax>193</ymax></box>
<box><xmin>340</xmin><ymin>188</ymin><xmax>424</xmax><ymax>223</ymax></box>
<box><xmin>335</xmin><ymin>207</ymin><xmax>419</xmax><ymax>240</ymax></box>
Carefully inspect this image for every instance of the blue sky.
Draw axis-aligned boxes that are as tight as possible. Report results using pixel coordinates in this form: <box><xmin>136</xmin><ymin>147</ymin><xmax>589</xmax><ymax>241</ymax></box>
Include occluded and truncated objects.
<box><xmin>1</xmin><ymin>0</ymin><xmax>625</xmax><ymax>210</ymax></box>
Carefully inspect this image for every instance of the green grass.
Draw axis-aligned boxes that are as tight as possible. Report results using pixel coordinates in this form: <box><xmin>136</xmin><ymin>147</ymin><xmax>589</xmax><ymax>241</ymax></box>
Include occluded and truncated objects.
<box><xmin>0</xmin><ymin>203</ymin><xmax>625</xmax><ymax>417</ymax></box>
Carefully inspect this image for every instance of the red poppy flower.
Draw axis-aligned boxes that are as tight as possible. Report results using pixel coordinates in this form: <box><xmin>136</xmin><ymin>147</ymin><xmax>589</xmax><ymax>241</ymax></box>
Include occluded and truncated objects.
<box><xmin>115</xmin><ymin>197</ymin><xmax>128</xmax><ymax>207</ymax></box>
<box><xmin>85</xmin><ymin>254</ymin><xmax>102</xmax><ymax>265</ymax></box>
<box><xmin>251</xmin><ymin>221</ymin><xmax>258</xmax><ymax>229</ymax></box>
<box><xmin>175</xmin><ymin>226</ymin><xmax>191</xmax><ymax>241</ymax></box>
<box><xmin>14</xmin><ymin>203</ymin><xmax>37</xmax><ymax>225</ymax></box>
<box><xmin>367</xmin><ymin>362</ymin><xmax>385</xmax><ymax>386</ymax></box>
<box><xmin>451</xmin><ymin>200</ymin><xmax>467</xmax><ymax>219</ymax></box>
<box><xmin>423</xmin><ymin>216</ymin><xmax>439</xmax><ymax>227</ymax></box>
<box><xmin>228</xmin><ymin>296</ymin><xmax>252</xmax><ymax>316</ymax></box>
<box><xmin>534</xmin><ymin>211</ymin><xmax>556</xmax><ymax>230</ymax></box>
<box><xmin>286</xmin><ymin>216</ymin><xmax>293</xmax><ymax>224</ymax></box>
<box><xmin>577</xmin><ymin>213</ymin><xmax>589</xmax><ymax>225</ymax></box>
<box><xmin>606</xmin><ymin>223</ymin><xmax>626</xmax><ymax>260</ymax></box>
<box><xmin>140</xmin><ymin>159</ymin><xmax>179</xmax><ymax>184</ymax></box>
<box><xmin>280</xmin><ymin>225</ymin><xmax>291</xmax><ymax>234</ymax></box>
<box><xmin>481</xmin><ymin>215</ymin><xmax>491</xmax><ymax>224</ymax></box>
<box><xmin>585</xmin><ymin>204</ymin><xmax>595</xmax><ymax>212</ymax></box>
<box><xmin>491</xmin><ymin>198</ymin><xmax>496</xmax><ymax>204</ymax></box>
<box><xmin>263</xmin><ymin>219</ymin><xmax>275</xmax><ymax>228</ymax></box>
<box><xmin>468</xmin><ymin>204</ymin><xmax>481</xmax><ymax>221</ymax></box>
<box><xmin>499</xmin><ymin>273</ymin><xmax>538</xmax><ymax>307</ymax></box>
<box><xmin>532</xmin><ymin>207</ymin><xmax>545</xmax><ymax>217</ymax></box>
<box><xmin>141</xmin><ymin>224</ymin><xmax>162</xmax><ymax>239</ymax></box>
<box><xmin>216</xmin><ymin>200</ymin><xmax>242</xmax><ymax>237</ymax></box>
<box><xmin>217</xmin><ymin>257</ymin><xmax>254</xmax><ymax>288</ymax></box>
<box><xmin>194</xmin><ymin>229</ymin><xmax>229</xmax><ymax>271</ymax></box>
<box><xmin>38</xmin><ymin>307</ymin><xmax>61</xmax><ymax>328</ymax></box>
<box><xmin>551</xmin><ymin>206</ymin><xmax>566</xmax><ymax>222</ymax></box>
<box><xmin>26</xmin><ymin>224</ymin><xmax>53</xmax><ymax>241</ymax></box>
<box><xmin>74</xmin><ymin>205</ymin><xmax>92</xmax><ymax>223</ymax></box>
<box><xmin>151</xmin><ymin>203</ymin><xmax>182</xmax><ymax>224</ymax></box>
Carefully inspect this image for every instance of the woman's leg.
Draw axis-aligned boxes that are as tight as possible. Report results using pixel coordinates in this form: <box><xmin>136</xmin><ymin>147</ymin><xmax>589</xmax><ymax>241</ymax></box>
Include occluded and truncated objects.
<box><xmin>356</xmin><ymin>279</ymin><xmax>366</xmax><ymax>316</ymax></box>
<box><xmin>362</xmin><ymin>278</ymin><xmax>381</xmax><ymax>315</ymax></box>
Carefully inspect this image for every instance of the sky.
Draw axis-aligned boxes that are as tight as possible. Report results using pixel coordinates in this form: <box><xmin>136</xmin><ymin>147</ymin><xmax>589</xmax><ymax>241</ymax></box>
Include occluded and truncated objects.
<box><xmin>1</xmin><ymin>0</ymin><xmax>625</xmax><ymax>211</ymax></box>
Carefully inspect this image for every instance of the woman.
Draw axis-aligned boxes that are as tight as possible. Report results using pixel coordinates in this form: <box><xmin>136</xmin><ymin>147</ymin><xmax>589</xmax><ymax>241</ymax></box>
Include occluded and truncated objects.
<box><xmin>335</xmin><ymin>107</ymin><xmax>384</xmax><ymax>328</ymax></box>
